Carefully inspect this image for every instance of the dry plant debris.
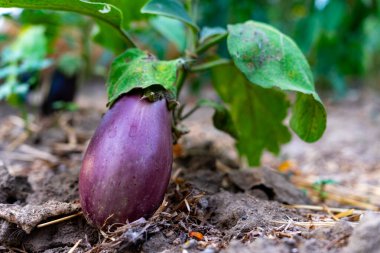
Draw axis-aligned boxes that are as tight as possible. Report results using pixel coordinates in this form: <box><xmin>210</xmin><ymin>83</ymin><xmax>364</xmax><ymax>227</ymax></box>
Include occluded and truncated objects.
<box><xmin>0</xmin><ymin>201</ymin><xmax>81</xmax><ymax>233</ymax></box>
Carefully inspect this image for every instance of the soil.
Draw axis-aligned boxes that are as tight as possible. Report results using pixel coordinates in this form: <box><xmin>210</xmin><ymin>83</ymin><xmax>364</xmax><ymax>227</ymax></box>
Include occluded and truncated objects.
<box><xmin>0</xmin><ymin>84</ymin><xmax>380</xmax><ymax>252</ymax></box>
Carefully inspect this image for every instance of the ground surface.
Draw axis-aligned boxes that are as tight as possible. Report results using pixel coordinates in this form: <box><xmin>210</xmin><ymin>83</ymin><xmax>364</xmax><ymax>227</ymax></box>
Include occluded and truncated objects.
<box><xmin>0</xmin><ymin>84</ymin><xmax>380</xmax><ymax>252</ymax></box>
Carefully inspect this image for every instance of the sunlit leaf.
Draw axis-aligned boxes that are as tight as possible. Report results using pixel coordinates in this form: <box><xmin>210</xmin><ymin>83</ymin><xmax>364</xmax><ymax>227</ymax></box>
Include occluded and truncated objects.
<box><xmin>107</xmin><ymin>48</ymin><xmax>179</xmax><ymax>106</ymax></box>
<box><xmin>227</xmin><ymin>21</ymin><xmax>326</xmax><ymax>142</ymax></box>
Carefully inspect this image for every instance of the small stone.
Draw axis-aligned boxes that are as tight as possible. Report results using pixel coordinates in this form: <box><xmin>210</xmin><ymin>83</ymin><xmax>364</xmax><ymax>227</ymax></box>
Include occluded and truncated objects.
<box><xmin>202</xmin><ymin>246</ymin><xmax>217</xmax><ymax>253</ymax></box>
<box><xmin>173</xmin><ymin>238</ymin><xmax>181</xmax><ymax>245</ymax></box>
<box><xmin>182</xmin><ymin>239</ymin><xmax>197</xmax><ymax>249</ymax></box>
<box><xmin>344</xmin><ymin>213</ymin><xmax>380</xmax><ymax>253</ymax></box>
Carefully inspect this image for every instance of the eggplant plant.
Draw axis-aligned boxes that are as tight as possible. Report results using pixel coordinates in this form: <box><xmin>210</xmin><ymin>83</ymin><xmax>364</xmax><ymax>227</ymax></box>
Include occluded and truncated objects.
<box><xmin>0</xmin><ymin>0</ymin><xmax>326</xmax><ymax>227</ymax></box>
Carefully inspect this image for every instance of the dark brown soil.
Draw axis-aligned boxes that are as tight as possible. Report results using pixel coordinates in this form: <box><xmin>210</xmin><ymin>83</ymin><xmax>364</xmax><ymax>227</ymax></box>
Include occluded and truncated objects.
<box><xmin>1</xmin><ymin>85</ymin><xmax>380</xmax><ymax>252</ymax></box>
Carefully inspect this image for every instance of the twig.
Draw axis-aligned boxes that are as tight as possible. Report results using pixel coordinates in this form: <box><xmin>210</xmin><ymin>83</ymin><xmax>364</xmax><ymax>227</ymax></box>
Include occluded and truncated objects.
<box><xmin>335</xmin><ymin>209</ymin><xmax>355</xmax><ymax>219</ymax></box>
<box><xmin>292</xmin><ymin>177</ymin><xmax>380</xmax><ymax>210</ymax></box>
<box><xmin>271</xmin><ymin>220</ymin><xmax>358</xmax><ymax>228</ymax></box>
<box><xmin>58</xmin><ymin>115</ymin><xmax>77</xmax><ymax>146</ymax></box>
<box><xmin>184</xmin><ymin>198</ymin><xmax>191</xmax><ymax>213</ymax></box>
<box><xmin>323</xmin><ymin>204</ymin><xmax>339</xmax><ymax>221</ymax></box>
<box><xmin>322</xmin><ymin>192</ymin><xmax>379</xmax><ymax>210</ymax></box>
<box><xmin>275</xmin><ymin>231</ymin><xmax>300</xmax><ymax>238</ymax></box>
<box><xmin>68</xmin><ymin>239</ymin><xmax>82</xmax><ymax>253</ymax></box>
<box><xmin>53</xmin><ymin>143</ymin><xmax>85</xmax><ymax>153</ymax></box>
<box><xmin>285</xmin><ymin>204</ymin><xmax>373</xmax><ymax>215</ymax></box>
<box><xmin>19</xmin><ymin>144</ymin><xmax>58</xmax><ymax>163</ymax></box>
<box><xmin>0</xmin><ymin>152</ymin><xmax>36</xmax><ymax>162</ymax></box>
<box><xmin>9</xmin><ymin>248</ymin><xmax>28</xmax><ymax>253</ymax></box>
<box><xmin>6</xmin><ymin>132</ymin><xmax>29</xmax><ymax>151</ymax></box>
<box><xmin>8</xmin><ymin>115</ymin><xmax>39</xmax><ymax>131</ymax></box>
<box><xmin>37</xmin><ymin>212</ymin><xmax>83</xmax><ymax>228</ymax></box>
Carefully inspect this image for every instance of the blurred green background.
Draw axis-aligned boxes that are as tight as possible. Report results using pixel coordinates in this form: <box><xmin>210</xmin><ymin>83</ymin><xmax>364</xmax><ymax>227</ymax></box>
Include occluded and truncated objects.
<box><xmin>0</xmin><ymin>0</ymin><xmax>380</xmax><ymax>102</ymax></box>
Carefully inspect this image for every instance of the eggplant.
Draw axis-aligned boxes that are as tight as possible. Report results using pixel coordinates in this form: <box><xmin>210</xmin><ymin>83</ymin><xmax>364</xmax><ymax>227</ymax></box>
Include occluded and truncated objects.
<box><xmin>79</xmin><ymin>92</ymin><xmax>173</xmax><ymax>227</ymax></box>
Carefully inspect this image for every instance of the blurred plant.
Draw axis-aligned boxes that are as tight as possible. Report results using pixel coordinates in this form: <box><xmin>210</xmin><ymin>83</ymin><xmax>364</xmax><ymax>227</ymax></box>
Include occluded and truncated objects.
<box><xmin>312</xmin><ymin>179</ymin><xmax>337</xmax><ymax>203</ymax></box>
<box><xmin>0</xmin><ymin>10</ymin><xmax>94</xmax><ymax>119</ymax></box>
<box><xmin>57</xmin><ymin>53</ymin><xmax>83</xmax><ymax>77</ymax></box>
<box><xmin>0</xmin><ymin>33</ymin><xmax>7</xmax><ymax>43</ymax></box>
<box><xmin>0</xmin><ymin>25</ymin><xmax>51</xmax><ymax>123</ymax></box>
<box><xmin>293</xmin><ymin>0</ymin><xmax>380</xmax><ymax>97</ymax></box>
<box><xmin>52</xmin><ymin>101</ymin><xmax>79</xmax><ymax>112</ymax></box>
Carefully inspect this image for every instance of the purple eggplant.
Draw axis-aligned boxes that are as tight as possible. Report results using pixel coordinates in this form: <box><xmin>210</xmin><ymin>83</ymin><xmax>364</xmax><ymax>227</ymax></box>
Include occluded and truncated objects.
<box><xmin>79</xmin><ymin>92</ymin><xmax>172</xmax><ymax>227</ymax></box>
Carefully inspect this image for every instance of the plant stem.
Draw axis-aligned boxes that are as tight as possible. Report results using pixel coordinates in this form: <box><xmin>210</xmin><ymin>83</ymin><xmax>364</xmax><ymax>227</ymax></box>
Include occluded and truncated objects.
<box><xmin>185</xmin><ymin>0</ymin><xmax>198</xmax><ymax>55</ymax></box>
<box><xmin>20</xmin><ymin>106</ymin><xmax>31</xmax><ymax>134</ymax></box>
<box><xmin>0</xmin><ymin>0</ymin><xmax>136</xmax><ymax>48</ymax></box>
<box><xmin>180</xmin><ymin>104</ymin><xmax>200</xmax><ymax>120</ymax></box>
<box><xmin>82</xmin><ymin>19</ymin><xmax>93</xmax><ymax>78</ymax></box>
<box><xmin>196</xmin><ymin>32</ymin><xmax>228</xmax><ymax>55</ymax></box>
<box><xmin>175</xmin><ymin>64</ymin><xmax>187</xmax><ymax>98</ymax></box>
<box><xmin>190</xmin><ymin>58</ymin><xmax>231</xmax><ymax>72</ymax></box>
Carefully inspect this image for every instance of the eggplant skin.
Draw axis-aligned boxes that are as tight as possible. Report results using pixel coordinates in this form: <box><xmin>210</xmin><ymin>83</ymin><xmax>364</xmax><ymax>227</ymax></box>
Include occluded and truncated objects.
<box><xmin>79</xmin><ymin>93</ymin><xmax>172</xmax><ymax>228</ymax></box>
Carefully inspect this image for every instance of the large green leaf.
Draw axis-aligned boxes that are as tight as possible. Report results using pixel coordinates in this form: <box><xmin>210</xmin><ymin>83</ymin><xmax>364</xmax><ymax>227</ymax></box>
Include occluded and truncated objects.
<box><xmin>19</xmin><ymin>9</ymin><xmax>87</xmax><ymax>27</ymax></box>
<box><xmin>197</xmin><ymin>99</ymin><xmax>237</xmax><ymax>139</ymax></box>
<box><xmin>0</xmin><ymin>0</ymin><xmax>137</xmax><ymax>47</ymax></box>
<box><xmin>212</xmin><ymin>64</ymin><xmax>291</xmax><ymax>166</ymax></box>
<box><xmin>75</xmin><ymin>0</ymin><xmax>147</xmax><ymax>29</ymax></box>
<box><xmin>107</xmin><ymin>48</ymin><xmax>179</xmax><ymax>106</ymax></box>
<box><xmin>141</xmin><ymin>0</ymin><xmax>199</xmax><ymax>31</ymax></box>
<box><xmin>227</xmin><ymin>21</ymin><xmax>326</xmax><ymax>142</ymax></box>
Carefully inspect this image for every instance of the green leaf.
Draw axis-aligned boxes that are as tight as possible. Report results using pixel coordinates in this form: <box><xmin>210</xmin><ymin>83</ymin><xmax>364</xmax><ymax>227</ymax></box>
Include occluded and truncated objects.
<box><xmin>82</xmin><ymin>0</ymin><xmax>148</xmax><ymax>50</ymax></box>
<box><xmin>19</xmin><ymin>9</ymin><xmax>87</xmax><ymax>27</ymax></box>
<box><xmin>197</xmin><ymin>99</ymin><xmax>237</xmax><ymax>139</ymax></box>
<box><xmin>227</xmin><ymin>21</ymin><xmax>326</xmax><ymax>142</ymax></box>
<box><xmin>141</xmin><ymin>0</ymin><xmax>199</xmax><ymax>31</ymax></box>
<box><xmin>290</xmin><ymin>93</ymin><xmax>326</xmax><ymax>142</ymax></box>
<box><xmin>0</xmin><ymin>0</ymin><xmax>136</xmax><ymax>47</ymax></box>
<box><xmin>199</xmin><ymin>26</ymin><xmax>227</xmax><ymax>44</ymax></box>
<box><xmin>52</xmin><ymin>101</ymin><xmax>79</xmax><ymax>112</ymax></box>
<box><xmin>107</xmin><ymin>48</ymin><xmax>179</xmax><ymax>106</ymax></box>
<box><xmin>85</xmin><ymin>0</ymin><xmax>148</xmax><ymax>28</ymax></box>
<box><xmin>150</xmin><ymin>16</ymin><xmax>186</xmax><ymax>53</ymax></box>
<box><xmin>212</xmin><ymin>64</ymin><xmax>291</xmax><ymax>166</ymax></box>
<box><xmin>11</xmin><ymin>26</ymin><xmax>48</xmax><ymax>62</ymax></box>
<box><xmin>132</xmin><ymin>26</ymin><xmax>169</xmax><ymax>59</ymax></box>
<box><xmin>93</xmin><ymin>20</ymin><xmax>127</xmax><ymax>54</ymax></box>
